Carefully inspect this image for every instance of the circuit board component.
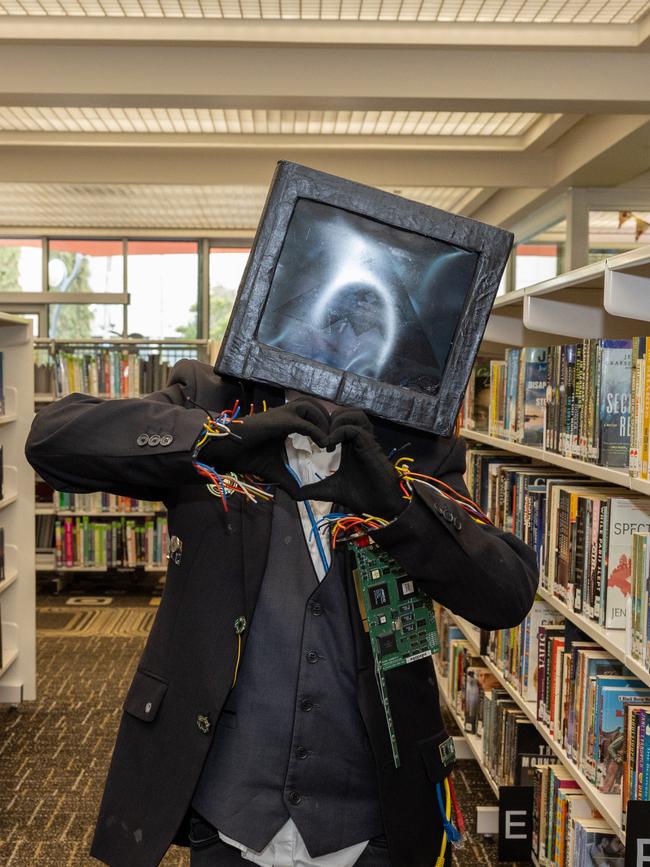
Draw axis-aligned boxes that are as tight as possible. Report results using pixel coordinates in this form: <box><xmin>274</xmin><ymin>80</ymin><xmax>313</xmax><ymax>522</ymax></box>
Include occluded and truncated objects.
<box><xmin>351</xmin><ymin>540</ymin><xmax>440</xmax><ymax>767</ymax></box>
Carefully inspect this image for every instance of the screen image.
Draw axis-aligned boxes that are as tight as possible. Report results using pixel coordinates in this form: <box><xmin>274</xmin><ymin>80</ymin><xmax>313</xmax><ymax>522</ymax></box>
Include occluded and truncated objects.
<box><xmin>256</xmin><ymin>198</ymin><xmax>478</xmax><ymax>394</ymax></box>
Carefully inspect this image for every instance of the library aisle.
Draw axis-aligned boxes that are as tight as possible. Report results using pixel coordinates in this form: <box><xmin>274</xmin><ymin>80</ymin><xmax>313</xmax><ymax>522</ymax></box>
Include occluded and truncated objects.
<box><xmin>0</xmin><ymin>592</ymin><xmax>505</xmax><ymax>867</ymax></box>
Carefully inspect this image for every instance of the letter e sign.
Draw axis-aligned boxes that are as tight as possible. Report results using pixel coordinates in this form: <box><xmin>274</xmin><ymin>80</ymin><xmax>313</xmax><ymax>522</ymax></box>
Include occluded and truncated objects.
<box><xmin>625</xmin><ymin>801</ymin><xmax>650</xmax><ymax>867</ymax></box>
<box><xmin>498</xmin><ymin>786</ymin><xmax>533</xmax><ymax>863</ymax></box>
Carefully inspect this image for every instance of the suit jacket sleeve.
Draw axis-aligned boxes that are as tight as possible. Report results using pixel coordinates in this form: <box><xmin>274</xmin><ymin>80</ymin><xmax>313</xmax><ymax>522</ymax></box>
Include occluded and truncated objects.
<box><xmin>368</xmin><ymin>436</ymin><xmax>539</xmax><ymax>630</ymax></box>
<box><xmin>24</xmin><ymin>359</ymin><xmax>211</xmax><ymax>502</ymax></box>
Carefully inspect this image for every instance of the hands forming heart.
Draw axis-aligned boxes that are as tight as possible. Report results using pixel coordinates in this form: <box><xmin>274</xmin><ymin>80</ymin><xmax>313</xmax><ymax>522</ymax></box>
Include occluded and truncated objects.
<box><xmin>198</xmin><ymin>396</ymin><xmax>408</xmax><ymax>519</ymax></box>
<box><xmin>295</xmin><ymin>406</ymin><xmax>408</xmax><ymax>519</ymax></box>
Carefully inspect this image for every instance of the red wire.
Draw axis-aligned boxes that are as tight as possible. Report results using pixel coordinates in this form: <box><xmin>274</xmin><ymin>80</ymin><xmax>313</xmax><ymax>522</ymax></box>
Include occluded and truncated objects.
<box><xmin>448</xmin><ymin>777</ymin><xmax>465</xmax><ymax>835</ymax></box>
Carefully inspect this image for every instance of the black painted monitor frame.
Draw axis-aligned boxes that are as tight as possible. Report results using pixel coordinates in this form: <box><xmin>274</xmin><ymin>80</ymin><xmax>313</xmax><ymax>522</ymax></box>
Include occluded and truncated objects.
<box><xmin>215</xmin><ymin>161</ymin><xmax>513</xmax><ymax>435</ymax></box>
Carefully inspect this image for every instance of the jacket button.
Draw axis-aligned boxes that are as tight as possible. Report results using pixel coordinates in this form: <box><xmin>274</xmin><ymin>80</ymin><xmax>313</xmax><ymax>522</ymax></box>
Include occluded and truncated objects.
<box><xmin>196</xmin><ymin>713</ymin><xmax>211</xmax><ymax>734</ymax></box>
<box><xmin>295</xmin><ymin>746</ymin><xmax>308</xmax><ymax>760</ymax></box>
<box><xmin>288</xmin><ymin>791</ymin><xmax>302</xmax><ymax>805</ymax></box>
<box><xmin>148</xmin><ymin>434</ymin><xmax>161</xmax><ymax>447</ymax></box>
<box><xmin>306</xmin><ymin>650</ymin><xmax>319</xmax><ymax>664</ymax></box>
<box><xmin>144</xmin><ymin>701</ymin><xmax>152</xmax><ymax>714</ymax></box>
<box><xmin>309</xmin><ymin>602</ymin><xmax>323</xmax><ymax>616</ymax></box>
<box><xmin>160</xmin><ymin>434</ymin><xmax>173</xmax><ymax>447</ymax></box>
<box><xmin>136</xmin><ymin>433</ymin><xmax>149</xmax><ymax>447</ymax></box>
<box><xmin>300</xmin><ymin>698</ymin><xmax>314</xmax><ymax>712</ymax></box>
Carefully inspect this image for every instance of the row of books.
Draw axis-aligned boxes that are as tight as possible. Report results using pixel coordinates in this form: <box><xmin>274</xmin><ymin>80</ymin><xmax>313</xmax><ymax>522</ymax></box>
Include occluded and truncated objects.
<box><xmin>435</xmin><ymin>608</ymin><xmax>626</xmax><ymax>865</ymax></box>
<box><xmin>533</xmin><ymin>763</ymin><xmax>624</xmax><ymax>867</ymax></box>
<box><xmin>54</xmin><ymin>492</ymin><xmax>165</xmax><ymax>513</ymax></box>
<box><xmin>36</xmin><ymin>349</ymin><xmax>178</xmax><ymax>398</ymax></box>
<box><xmin>464</xmin><ymin>447</ymin><xmax>650</xmax><ymax>632</ymax></box>
<box><xmin>440</xmin><ymin>622</ymin><xmax>555</xmax><ymax>789</ymax></box>
<box><xmin>54</xmin><ymin>516</ymin><xmax>169</xmax><ymax>569</ymax></box>
<box><xmin>461</xmin><ymin>339</ymin><xmax>633</xmax><ymax>468</ymax></box>
<box><xmin>488</xmin><ymin>601</ymin><xmax>650</xmax><ymax>822</ymax></box>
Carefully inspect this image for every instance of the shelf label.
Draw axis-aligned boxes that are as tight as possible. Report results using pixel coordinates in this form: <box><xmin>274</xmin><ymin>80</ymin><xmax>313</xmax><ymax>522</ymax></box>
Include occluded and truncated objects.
<box><xmin>498</xmin><ymin>786</ymin><xmax>533</xmax><ymax>863</ymax></box>
<box><xmin>626</xmin><ymin>801</ymin><xmax>650</xmax><ymax>867</ymax></box>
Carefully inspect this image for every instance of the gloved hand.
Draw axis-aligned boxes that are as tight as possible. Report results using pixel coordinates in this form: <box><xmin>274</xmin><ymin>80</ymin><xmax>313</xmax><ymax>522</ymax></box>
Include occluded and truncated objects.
<box><xmin>196</xmin><ymin>397</ymin><xmax>330</xmax><ymax>498</ymax></box>
<box><xmin>297</xmin><ymin>408</ymin><xmax>408</xmax><ymax>519</ymax></box>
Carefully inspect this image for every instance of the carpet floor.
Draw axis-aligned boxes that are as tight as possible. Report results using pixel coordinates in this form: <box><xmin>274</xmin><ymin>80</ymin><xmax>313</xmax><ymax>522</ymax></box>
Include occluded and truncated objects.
<box><xmin>0</xmin><ymin>594</ymin><xmax>507</xmax><ymax>866</ymax></box>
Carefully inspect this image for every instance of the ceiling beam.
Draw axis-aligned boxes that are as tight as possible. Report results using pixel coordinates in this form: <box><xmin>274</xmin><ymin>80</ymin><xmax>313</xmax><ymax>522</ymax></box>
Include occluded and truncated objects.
<box><xmin>0</xmin><ymin>18</ymin><xmax>647</xmax><ymax>49</ymax></box>
<box><xmin>472</xmin><ymin>115</ymin><xmax>650</xmax><ymax>227</ymax></box>
<box><xmin>1</xmin><ymin>45</ymin><xmax>650</xmax><ymax>113</ymax></box>
<box><xmin>0</xmin><ymin>145</ymin><xmax>554</xmax><ymax>188</ymax></box>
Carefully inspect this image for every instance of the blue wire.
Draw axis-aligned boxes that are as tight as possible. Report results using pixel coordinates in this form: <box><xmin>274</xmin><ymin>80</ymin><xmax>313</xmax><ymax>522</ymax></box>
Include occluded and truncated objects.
<box><xmin>435</xmin><ymin>783</ymin><xmax>461</xmax><ymax>844</ymax></box>
<box><xmin>285</xmin><ymin>463</ymin><xmax>331</xmax><ymax>573</ymax></box>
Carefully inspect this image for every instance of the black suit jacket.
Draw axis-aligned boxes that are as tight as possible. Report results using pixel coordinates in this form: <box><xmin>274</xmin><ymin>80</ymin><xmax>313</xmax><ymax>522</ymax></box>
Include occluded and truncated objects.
<box><xmin>25</xmin><ymin>359</ymin><xmax>539</xmax><ymax>867</ymax></box>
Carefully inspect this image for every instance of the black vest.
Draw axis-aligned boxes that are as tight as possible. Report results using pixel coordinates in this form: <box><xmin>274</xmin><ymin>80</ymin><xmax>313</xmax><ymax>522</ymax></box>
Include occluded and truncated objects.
<box><xmin>190</xmin><ymin>490</ymin><xmax>383</xmax><ymax>857</ymax></box>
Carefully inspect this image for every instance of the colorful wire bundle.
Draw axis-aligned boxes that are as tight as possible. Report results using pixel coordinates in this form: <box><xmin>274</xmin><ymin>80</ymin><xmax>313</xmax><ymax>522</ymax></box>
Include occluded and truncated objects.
<box><xmin>394</xmin><ymin>456</ymin><xmax>492</xmax><ymax>526</ymax></box>
<box><xmin>434</xmin><ymin>777</ymin><xmax>463</xmax><ymax>864</ymax></box>
<box><xmin>192</xmin><ymin>400</ymin><xmax>274</xmax><ymax>512</ymax></box>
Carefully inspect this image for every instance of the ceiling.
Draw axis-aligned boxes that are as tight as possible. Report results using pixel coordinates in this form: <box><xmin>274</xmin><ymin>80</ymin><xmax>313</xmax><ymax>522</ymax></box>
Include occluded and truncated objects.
<box><xmin>0</xmin><ymin>182</ymin><xmax>479</xmax><ymax>229</ymax></box>
<box><xmin>0</xmin><ymin>9</ymin><xmax>648</xmax><ymax>233</ymax></box>
<box><xmin>0</xmin><ymin>0</ymin><xmax>648</xmax><ymax>21</ymax></box>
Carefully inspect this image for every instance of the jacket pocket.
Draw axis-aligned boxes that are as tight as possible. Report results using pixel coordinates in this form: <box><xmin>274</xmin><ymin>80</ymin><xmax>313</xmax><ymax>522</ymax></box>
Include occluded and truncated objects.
<box><xmin>123</xmin><ymin>668</ymin><xmax>169</xmax><ymax>722</ymax></box>
<box><xmin>417</xmin><ymin>728</ymin><xmax>457</xmax><ymax>784</ymax></box>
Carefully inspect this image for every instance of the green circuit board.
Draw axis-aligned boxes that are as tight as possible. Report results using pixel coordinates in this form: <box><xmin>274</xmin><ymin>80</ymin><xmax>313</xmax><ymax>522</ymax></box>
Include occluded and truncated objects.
<box><xmin>351</xmin><ymin>540</ymin><xmax>440</xmax><ymax>767</ymax></box>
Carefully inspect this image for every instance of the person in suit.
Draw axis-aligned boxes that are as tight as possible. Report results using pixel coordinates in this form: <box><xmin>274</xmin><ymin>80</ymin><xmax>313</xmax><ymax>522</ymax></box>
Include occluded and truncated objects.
<box><xmin>25</xmin><ymin>359</ymin><xmax>539</xmax><ymax>867</ymax></box>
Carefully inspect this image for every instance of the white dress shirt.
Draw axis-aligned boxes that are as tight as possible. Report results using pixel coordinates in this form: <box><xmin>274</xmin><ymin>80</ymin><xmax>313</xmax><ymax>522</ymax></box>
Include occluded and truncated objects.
<box><xmin>217</xmin><ymin>430</ymin><xmax>371</xmax><ymax>866</ymax></box>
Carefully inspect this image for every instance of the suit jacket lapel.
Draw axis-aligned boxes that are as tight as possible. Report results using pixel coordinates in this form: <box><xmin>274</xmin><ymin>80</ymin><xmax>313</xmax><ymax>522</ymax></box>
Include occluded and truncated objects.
<box><xmin>239</xmin><ymin>495</ymin><xmax>274</xmax><ymax>621</ymax></box>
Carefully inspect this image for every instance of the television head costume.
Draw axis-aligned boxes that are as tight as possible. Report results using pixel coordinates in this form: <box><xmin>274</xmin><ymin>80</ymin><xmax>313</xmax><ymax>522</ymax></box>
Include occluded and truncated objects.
<box><xmin>25</xmin><ymin>161</ymin><xmax>539</xmax><ymax>867</ymax></box>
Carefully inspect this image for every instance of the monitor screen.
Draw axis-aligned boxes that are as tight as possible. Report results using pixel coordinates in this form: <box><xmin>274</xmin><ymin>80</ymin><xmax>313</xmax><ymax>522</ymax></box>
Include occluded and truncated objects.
<box><xmin>256</xmin><ymin>198</ymin><xmax>478</xmax><ymax>394</ymax></box>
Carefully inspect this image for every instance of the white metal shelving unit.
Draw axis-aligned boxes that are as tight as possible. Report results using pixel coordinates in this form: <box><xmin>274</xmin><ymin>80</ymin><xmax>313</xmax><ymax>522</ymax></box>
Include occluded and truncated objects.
<box><xmin>451</xmin><ymin>243</ymin><xmax>650</xmax><ymax>846</ymax></box>
<box><xmin>0</xmin><ymin>313</ymin><xmax>35</xmax><ymax>704</ymax></box>
<box><xmin>444</xmin><ymin>611</ymin><xmax>625</xmax><ymax>842</ymax></box>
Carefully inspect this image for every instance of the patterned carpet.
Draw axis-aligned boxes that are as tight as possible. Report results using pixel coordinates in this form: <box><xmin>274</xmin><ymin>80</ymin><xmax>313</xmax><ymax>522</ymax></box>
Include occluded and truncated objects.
<box><xmin>0</xmin><ymin>594</ymin><xmax>506</xmax><ymax>866</ymax></box>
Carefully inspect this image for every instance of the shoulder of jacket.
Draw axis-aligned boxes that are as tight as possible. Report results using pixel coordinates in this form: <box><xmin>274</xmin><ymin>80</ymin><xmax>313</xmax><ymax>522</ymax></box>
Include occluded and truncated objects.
<box><xmin>167</xmin><ymin>359</ymin><xmax>241</xmax><ymax>407</ymax></box>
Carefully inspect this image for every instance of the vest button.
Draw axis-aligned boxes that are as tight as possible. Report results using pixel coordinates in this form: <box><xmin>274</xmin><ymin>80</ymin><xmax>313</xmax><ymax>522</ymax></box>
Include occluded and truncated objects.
<box><xmin>309</xmin><ymin>602</ymin><xmax>323</xmax><ymax>616</ymax></box>
<box><xmin>300</xmin><ymin>698</ymin><xmax>314</xmax><ymax>712</ymax></box>
<box><xmin>306</xmin><ymin>650</ymin><xmax>319</xmax><ymax>664</ymax></box>
<box><xmin>295</xmin><ymin>746</ymin><xmax>308</xmax><ymax>760</ymax></box>
<box><xmin>288</xmin><ymin>791</ymin><xmax>302</xmax><ymax>805</ymax></box>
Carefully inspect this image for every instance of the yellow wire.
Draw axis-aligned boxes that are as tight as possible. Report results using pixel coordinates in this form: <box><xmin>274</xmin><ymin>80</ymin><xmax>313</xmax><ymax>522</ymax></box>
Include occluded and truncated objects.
<box><xmin>232</xmin><ymin>633</ymin><xmax>242</xmax><ymax>687</ymax></box>
<box><xmin>262</xmin><ymin>400</ymin><xmax>268</xmax><ymax>412</ymax></box>
<box><xmin>361</xmin><ymin>513</ymin><xmax>390</xmax><ymax>527</ymax></box>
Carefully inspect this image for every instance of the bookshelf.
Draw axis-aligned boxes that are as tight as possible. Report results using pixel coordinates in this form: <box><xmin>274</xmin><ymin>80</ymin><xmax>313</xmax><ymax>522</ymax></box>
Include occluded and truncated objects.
<box><xmin>33</xmin><ymin>337</ymin><xmax>210</xmax><ymax>584</ymax></box>
<box><xmin>448</xmin><ymin>244</ymin><xmax>650</xmax><ymax>852</ymax></box>
<box><xmin>441</xmin><ymin>611</ymin><xmax>625</xmax><ymax>842</ymax></box>
<box><xmin>0</xmin><ymin>313</ymin><xmax>35</xmax><ymax>704</ymax></box>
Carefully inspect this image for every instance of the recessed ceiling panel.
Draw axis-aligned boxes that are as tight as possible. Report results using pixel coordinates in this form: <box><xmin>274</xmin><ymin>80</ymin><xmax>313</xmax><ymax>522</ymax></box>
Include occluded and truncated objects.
<box><xmin>0</xmin><ymin>182</ymin><xmax>480</xmax><ymax>229</ymax></box>
<box><xmin>0</xmin><ymin>107</ymin><xmax>541</xmax><ymax>137</ymax></box>
<box><xmin>0</xmin><ymin>0</ymin><xmax>646</xmax><ymax>19</ymax></box>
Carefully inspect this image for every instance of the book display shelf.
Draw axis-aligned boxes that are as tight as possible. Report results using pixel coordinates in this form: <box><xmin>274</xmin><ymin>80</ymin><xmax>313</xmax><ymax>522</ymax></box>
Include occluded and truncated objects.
<box><xmin>0</xmin><ymin>313</ymin><xmax>36</xmax><ymax>704</ymax></box>
<box><xmin>33</xmin><ymin>338</ymin><xmax>210</xmax><ymax>586</ymax></box>
<box><xmin>442</xmin><ymin>244</ymin><xmax>650</xmax><ymax>855</ymax></box>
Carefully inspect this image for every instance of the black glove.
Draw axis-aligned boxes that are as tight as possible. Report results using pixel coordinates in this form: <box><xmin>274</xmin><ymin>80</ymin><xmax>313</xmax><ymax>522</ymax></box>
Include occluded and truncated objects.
<box><xmin>196</xmin><ymin>397</ymin><xmax>330</xmax><ymax>498</ymax></box>
<box><xmin>297</xmin><ymin>408</ymin><xmax>408</xmax><ymax>519</ymax></box>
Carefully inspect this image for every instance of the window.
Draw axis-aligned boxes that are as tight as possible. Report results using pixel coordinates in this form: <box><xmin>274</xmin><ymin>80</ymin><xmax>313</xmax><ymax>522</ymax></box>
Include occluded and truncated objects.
<box><xmin>589</xmin><ymin>210</ymin><xmax>650</xmax><ymax>264</ymax></box>
<box><xmin>208</xmin><ymin>246</ymin><xmax>250</xmax><ymax>341</ymax></box>
<box><xmin>127</xmin><ymin>241</ymin><xmax>199</xmax><ymax>339</ymax></box>
<box><xmin>48</xmin><ymin>239</ymin><xmax>124</xmax><ymax>293</ymax></box>
<box><xmin>49</xmin><ymin>303</ymin><xmax>124</xmax><ymax>339</ymax></box>
<box><xmin>0</xmin><ymin>238</ymin><xmax>42</xmax><ymax>292</ymax></box>
<box><xmin>514</xmin><ymin>219</ymin><xmax>566</xmax><ymax>291</ymax></box>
